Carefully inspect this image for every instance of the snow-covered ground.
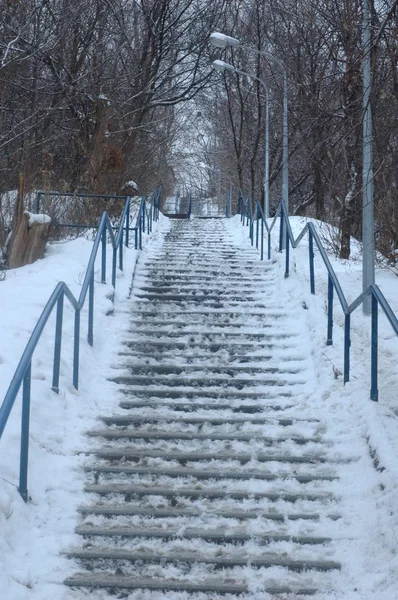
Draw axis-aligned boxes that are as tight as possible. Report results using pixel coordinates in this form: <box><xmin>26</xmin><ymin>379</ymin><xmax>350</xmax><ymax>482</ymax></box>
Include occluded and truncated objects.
<box><xmin>0</xmin><ymin>215</ymin><xmax>169</xmax><ymax>599</ymax></box>
<box><xmin>0</xmin><ymin>213</ymin><xmax>398</xmax><ymax>599</ymax></box>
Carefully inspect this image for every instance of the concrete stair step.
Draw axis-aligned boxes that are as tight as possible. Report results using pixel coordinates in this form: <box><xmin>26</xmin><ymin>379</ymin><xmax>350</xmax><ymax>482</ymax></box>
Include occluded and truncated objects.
<box><xmin>114</xmin><ymin>364</ymin><xmax>300</xmax><ymax>375</ymax></box>
<box><xmin>87</xmin><ymin>430</ymin><xmax>322</xmax><ymax>444</ymax></box>
<box><xmin>118</xmin><ymin>388</ymin><xmax>295</xmax><ymax>399</ymax></box>
<box><xmin>124</xmin><ymin>329</ymin><xmax>294</xmax><ymax>339</ymax></box>
<box><xmin>64</xmin><ymin>573</ymin><xmax>318</xmax><ymax>595</ymax></box>
<box><xmin>77</xmin><ymin>503</ymin><xmax>340</xmax><ymax>521</ymax></box>
<box><xmin>84</xmin><ymin>464</ymin><xmax>337</xmax><ymax>483</ymax></box>
<box><xmin>74</xmin><ymin>524</ymin><xmax>332</xmax><ymax>545</ymax></box>
<box><xmin>102</xmin><ymin>400</ymin><xmax>294</xmax><ymax>412</ymax></box>
<box><xmin>132</xmin><ymin>293</ymin><xmax>267</xmax><ymax>302</ymax></box>
<box><xmin>65</xmin><ymin>547</ymin><xmax>340</xmax><ymax>571</ymax></box>
<box><xmin>123</xmin><ymin>336</ymin><xmax>296</xmax><ymax>347</ymax></box>
<box><xmin>90</xmin><ymin>447</ymin><xmax>332</xmax><ymax>464</ymax></box>
<box><xmin>127</xmin><ymin>321</ymin><xmax>284</xmax><ymax>330</ymax></box>
<box><xmin>100</xmin><ymin>414</ymin><xmax>317</xmax><ymax>425</ymax></box>
<box><xmin>127</xmin><ymin>309</ymin><xmax>288</xmax><ymax>318</ymax></box>
<box><xmin>117</xmin><ymin>351</ymin><xmax>304</xmax><ymax>363</ymax></box>
<box><xmin>84</xmin><ymin>483</ymin><xmax>333</xmax><ymax>502</ymax></box>
<box><xmin>110</xmin><ymin>375</ymin><xmax>306</xmax><ymax>388</ymax></box>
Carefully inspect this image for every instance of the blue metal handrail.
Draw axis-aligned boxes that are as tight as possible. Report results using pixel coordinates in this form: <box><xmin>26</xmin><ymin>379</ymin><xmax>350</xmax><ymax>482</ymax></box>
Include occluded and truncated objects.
<box><xmin>240</xmin><ymin>197</ymin><xmax>398</xmax><ymax>402</ymax></box>
<box><xmin>0</xmin><ymin>189</ymin><xmax>161</xmax><ymax>502</ymax></box>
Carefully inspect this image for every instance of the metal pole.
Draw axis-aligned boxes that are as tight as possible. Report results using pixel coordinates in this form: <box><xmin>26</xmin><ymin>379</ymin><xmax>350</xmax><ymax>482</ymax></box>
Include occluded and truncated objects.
<box><xmin>264</xmin><ymin>86</ymin><xmax>270</xmax><ymax>219</ymax></box>
<box><xmin>281</xmin><ymin>70</ymin><xmax>288</xmax><ymax>249</ymax></box>
<box><xmin>362</xmin><ymin>0</ymin><xmax>375</xmax><ymax>315</ymax></box>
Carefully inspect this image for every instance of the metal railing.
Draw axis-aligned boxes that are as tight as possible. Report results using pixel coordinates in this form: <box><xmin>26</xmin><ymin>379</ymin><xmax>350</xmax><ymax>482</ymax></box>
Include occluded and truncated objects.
<box><xmin>0</xmin><ymin>189</ymin><xmax>161</xmax><ymax>502</ymax></box>
<box><xmin>239</xmin><ymin>196</ymin><xmax>398</xmax><ymax>402</ymax></box>
<box><xmin>36</xmin><ymin>189</ymin><xmax>162</xmax><ymax>250</ymax></box>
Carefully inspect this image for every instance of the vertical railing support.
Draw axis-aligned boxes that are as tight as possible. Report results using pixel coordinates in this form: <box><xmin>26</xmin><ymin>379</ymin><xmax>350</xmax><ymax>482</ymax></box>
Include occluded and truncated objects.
<box><xmin>142</xmin><ymin>196</ymin><xmax>146</xmax><ymax>233</ymax></box>
<box><xmin>309</xmin><ymin>230</ymin><xmax>315</xmax><ymax>295</ymax></box>
<box><xmin>285</xmin><ymin>228</ymin><xmax>290</xmax><ymax>278</ymax></box>
<box><xmin>19</xmin><ymin>361</ymin><xmax>32</xmax><ymax>503</ymax></box>
<box><xmin>52</xmin><ymin>292</ymin><xmax>64</xmax><ymax>392</ymax></box>
<box><xmin>327</xmin><ymin>275</ymin><xmax>334</xmax><ymax>346</ymax></box>
<box><xmin>88</xmin><ymin>272</ymin><xmax>94</xmax><ymax>346</ymax></box>
<box><xmin>268</xmin><ymin>231</ymin><xmax>271</xmax><ymax>260</ymax></box>
<box><xmin>371</xmin><ymin>294</ymin><xmax>379</xmax><ymax>401</ymax></box>
<box><xmin>118</xmin><ymin>237</ymin><xmax>123</xmax><ymax>272</ymax></box>
<box><xmin>261</xmin><ymin>220</ymin><xmax>264</xmax><ymax>261</ymax></box>
<box><xmin>344</xmin><ymin>313</ymin><xmax>351</xmax><ymax>384</ymax></box>
<box><xmin>112</xmin><ymin>247</ymin><xmax>117</xmax><ymax>288</ymax></box>
<box><xmin>125</xmin><ymin>198</ymin><xmax>130</xmax><ymax>247</ymax></box>
<box><xmin>36</xmin><ymin>192</ymin><xmax>43</xmax><ymax>213</ymax></box>
<box><xmin>101</xmin><ymin>228</ymin><xmax>106</xmax><ymax>283</ymax></box>
<box><xmin>279</xmin><ymin>210</ymin><xmax>284</xmax><ymax>252</ymax></box>
<box><xmin>256</xmin><ymin>206</ymin><xmax>259</xmax><ymax>249</ymax></box>
<box><xmin>73</xmin><ymin>311</ymin><xmax>80</xmax><ymax>390</ymax></box>
<box><xmin>134</xmin><ymin>227</ymin><xmax>138</xmax><ymax>250</ymax></box>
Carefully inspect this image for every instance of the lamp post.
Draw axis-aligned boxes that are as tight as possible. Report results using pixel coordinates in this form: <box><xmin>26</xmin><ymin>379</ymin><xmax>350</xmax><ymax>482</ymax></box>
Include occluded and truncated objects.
<box><xmin>213</xmin><ymin>59</ymin><xmax>269</xmax><ymax>220</ymax></box>
<box><xmin>210</xmin><ymin>31</ymin><xmax>288</xmax><ymax>228</ymax></box>
<box><xmin>362</xmin><ymin>0</ymin><xmax>375</xmax><ymax>315</ymax></box>
<box><xmin>204</xmin><ymin>163</ymin><xmax>234</xmax><ymax>217</ymax></box>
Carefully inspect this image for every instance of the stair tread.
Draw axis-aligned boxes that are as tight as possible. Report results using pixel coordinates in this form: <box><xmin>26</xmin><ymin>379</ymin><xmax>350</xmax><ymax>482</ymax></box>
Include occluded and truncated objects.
<box><xmin>64</xmin><ymin>573</ymin><xmax>318</xmax><ymax>594</ymax></box>
<box><xmin>84</xmin><ymin>483</ymin><xmax>334</xmax><ymax>501</ymax></box>
<box><xmin>87</xmin><ymin>429</ymin><xmax>324</xmax><ymax>443</ymax></box>
<box><xmin>65</xmin><ymin>547</ymin><xmax>340</xmax><ymax>570</ymax></box>
<box><xmin>84</xmin><ymin>463</ymin><xmax>337</xmax><ymax>481</ymax></box>
<box><xmin>77</xmin><ymin>504</ymin><xmax>339</xmax><ymax>520</ymax></box>
<box><xmin>75</xmin><ymin>524</ymin><xmax>332</xmax><ymax>544</ymax></box>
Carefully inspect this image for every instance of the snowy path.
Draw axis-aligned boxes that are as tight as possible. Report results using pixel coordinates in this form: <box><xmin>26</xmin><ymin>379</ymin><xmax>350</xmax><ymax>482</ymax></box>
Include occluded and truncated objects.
<box><xmin>62</xmin><ymin>218</ymin><xmax>365</xmax><ymax>599</ymax></box>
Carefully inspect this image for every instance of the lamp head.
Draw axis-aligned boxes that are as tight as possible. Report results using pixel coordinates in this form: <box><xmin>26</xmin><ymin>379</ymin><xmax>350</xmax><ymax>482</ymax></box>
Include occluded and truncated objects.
<box><xmin>213</xmin><ymin>60</ymin><xmax>235</xmax><ymax>73</ymax></box>
<box><xmin>209</xmin><ymin>32</ymin><xmax>240</xmax><ymax>49</ymax></box>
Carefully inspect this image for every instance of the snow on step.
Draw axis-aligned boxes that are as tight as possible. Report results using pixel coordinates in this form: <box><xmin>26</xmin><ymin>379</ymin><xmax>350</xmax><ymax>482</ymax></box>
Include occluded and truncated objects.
<box><xmin>65</xmin><ymin>218</ymin><xmax>348</xmax><ymax>598</ymax></box>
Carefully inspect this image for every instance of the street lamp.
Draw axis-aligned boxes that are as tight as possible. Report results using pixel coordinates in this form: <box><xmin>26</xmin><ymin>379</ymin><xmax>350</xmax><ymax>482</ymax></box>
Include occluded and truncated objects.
<box><xmin>210</xmin><ymin>32</ymin><xmax>288</xmax><ymax>229</ymax></box>
<box><xmin>362</xmin><ymin>0</ymin><xmax>375</xmax><ymax>315</ymax></box>
<box><xmin>203</xmin><ymin>161</ymin><xmax>234</xmax><ymax>217</ymax></box>
<box><xmin>213</xmin><ymin>59</ymin><xmax>270</xmax><ymax>220</ymax></box>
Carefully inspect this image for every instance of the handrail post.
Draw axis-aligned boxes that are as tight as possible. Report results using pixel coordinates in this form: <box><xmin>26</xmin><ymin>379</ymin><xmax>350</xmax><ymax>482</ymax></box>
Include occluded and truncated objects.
<box><xmin>139</xmin><ymin>214</ymin><xmax>142</xmax><ymax>250</ymax></box>
<box><xmin>73</xmin><ymin>311</ymin><xmax>80</xmax><ymax>389</ymax></box>
<box><xmin>19</xmin><ymin>361</ymin><xmax>32</xmax><ymax>503</ymax></box>
<box><xmin>118</xmin><ymin>236</ymin><xmax>123</xmax><ymax>272</ymax></box>
<box><xmin>309</xmin><ymin>230</ymin><xmax>315</xmax><ymax>294</ymax></box>
<box><xmin>101</xmin><ymin>228</ymin><xmax>106</xmax><ymax>283</ymax></box>
<box><xmin>88</xmin><ymin>271</ymin><xmax>94</xmax><ymax>346</ymax></box>
<box><xmin>371</xmin><ymin>293</ymin><xmax>379</xmax><ymax>401</ymax></box>
<box><xmin>256</xmin><ymin>205</ymin><xmax>259</xmax><ymax>249</ymax></box>
<box><xmin>135</xmin><ymin>227</ymin><xmax>138</xmax><ymax>250</ymax></box>
<box><xmin>52</xmin><ymin>292</ymin><xmax>64</xmax><ymax>393</ymax></box>
<box><xmin>327</xmin><ymin>275</ymin><xmax>334</xmax><ymax>345</ymax></box>
<box><xmin>142</xmin><ymin>196</ymin><xmax>146</xmax><ymax>233</ymax></box>
<box><xmin>285</xmin><ymin>227</ymin><xmax>290</xmax><ymax>278</ymax></box>
<box><xmin>279</xmin><ymin>209</ymin><xmax>283</xmax><ymax>252</ymax></box>
<box><xmin>261</xmin><ymin>219</ymin><xmax>264</xmax><ymax>261</ymax></box>
<box><xmin>268</xmin><ymin>230</ymin><xmax>271</xmax><ymax>260</ymax></box>
<box><xmin>36</xmin><ymin>192</ymin><xmax>42</xmax><ymax>213</ymax></box>
<box><xmin>112</xmin><ymin>246</ymin><xmax>117</xmax><ymax>287</ymax></box>
<box><xmin>344</xmin><ymin>314</ymin><xmax>351</xmax><ymax>384</ymax></box>
<box><xmin>125</xmin><ymin>198</ymin><xmax>130</xmax><ymax>247</ymax></box>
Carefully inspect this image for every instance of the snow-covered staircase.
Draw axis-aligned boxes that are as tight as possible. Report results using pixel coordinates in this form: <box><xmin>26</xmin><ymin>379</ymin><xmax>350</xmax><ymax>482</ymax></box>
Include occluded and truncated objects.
<box><xmin>65</xmin><ymin>218</ymin><xmax>347</xmax><ymax>597</ymax></box>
